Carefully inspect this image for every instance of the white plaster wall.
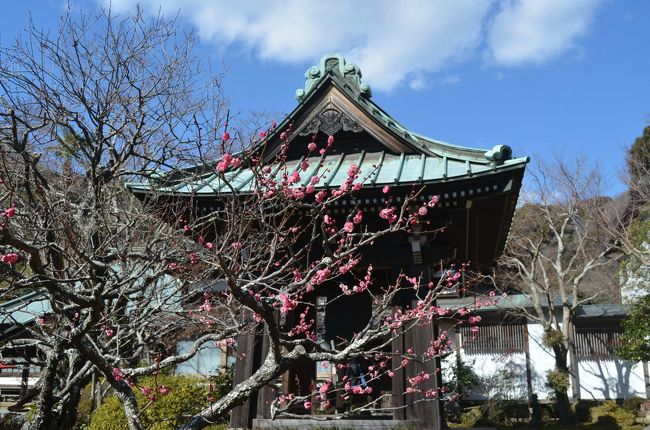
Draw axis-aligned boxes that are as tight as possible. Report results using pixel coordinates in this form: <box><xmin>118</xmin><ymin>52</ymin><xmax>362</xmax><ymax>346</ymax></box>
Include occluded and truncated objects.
<box><xmin>460</xmin><ymin>351</ymin><xmax>529</xmax><ymax>400</ymax></box>
<box><xmin>454</xmin><ymin>321</ymin><xmax>649</xmax><ymax>401</ymax></box>
<box><xmin>457</xmin><ymin>323</ymin><xmax>556</xmax><ymax>400</ymax></box>
<box><xmin>453</xmin><ymin>321</ymin><xmax>532</xmax><ymax>401</ymax></box>
<box><xmin>577</xmin><ymin>360</ymin><xmax>647</xmax><ymax>400</ymax></box>
<box><xmin>0</xmin><ymin>376</ymin><xmax>39</xmax><ymax>388</ymax></box>
<box><xmin>513</xmin><ymin>322</ymin><xmax>647</xmax><ymax>400</ymax></box>
<box><xmin>526</xmin><ymin>323</ymin><xmax>557</xmax><ymax>400</ymax></box>
<box><xmin>453</xmin><ymin>323</ymin><xmax>559</xmax><ymax>401</ymax></box>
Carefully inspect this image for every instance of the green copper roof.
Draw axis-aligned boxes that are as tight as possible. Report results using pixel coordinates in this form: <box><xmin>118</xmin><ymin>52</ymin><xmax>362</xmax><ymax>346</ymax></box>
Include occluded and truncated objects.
<box><xmin>0</xmin><ymin>290</ymin><xmax>50</xmax><ymax>326</ymax></box>
<box><xmin>128</xmin><ymin>149</ymin><xmax>526</xmax><ymax>196</ymax></box>
<box><xmin>439</xmin><ymin>295</ymin><xmax>628</xmax><ymax>319</ymax></box>
<box><xmin>128</xmin><ymin>54</ymin><xmax>528</xmax><ymax>196</ymax></box>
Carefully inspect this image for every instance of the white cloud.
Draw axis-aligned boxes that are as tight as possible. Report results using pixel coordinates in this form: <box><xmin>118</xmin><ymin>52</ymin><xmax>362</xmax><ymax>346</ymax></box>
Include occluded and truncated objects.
<box><xmin>409</xmin><ymin>74</ymin><xmax>429</xmax><ymax>91</ymax></box>
<box><xmin>486</xmin><ymin>0</ymin><xmax>602</xmax><ymax>66</ymax></box>
<box><xmin>439</xmin><ymin>75</ymin><xmax>461</xmax><ymax>86</ymax></box>
<box><xmin>105</xmin><ymin>0</ymin><xmax>603</xmax><ymax>91</ymax></box>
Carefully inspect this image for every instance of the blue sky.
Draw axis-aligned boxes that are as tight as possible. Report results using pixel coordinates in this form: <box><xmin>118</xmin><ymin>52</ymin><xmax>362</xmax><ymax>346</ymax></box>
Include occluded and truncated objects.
<box><xmin>2</xmin><ymin>0</ymin><xmax>649</xmax><ymax>195</ymax></box>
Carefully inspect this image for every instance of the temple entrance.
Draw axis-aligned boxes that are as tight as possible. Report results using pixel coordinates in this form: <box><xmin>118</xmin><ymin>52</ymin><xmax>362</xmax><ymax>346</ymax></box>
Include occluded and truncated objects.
<box><xmin>282</xmin><ymin>286</ymin><xmax>394</xmax><ymax>417</ymax></box>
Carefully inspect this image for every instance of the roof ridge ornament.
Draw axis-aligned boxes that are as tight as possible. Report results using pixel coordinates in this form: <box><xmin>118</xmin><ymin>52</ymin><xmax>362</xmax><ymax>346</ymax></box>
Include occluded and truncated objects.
<box><xmin>296</xmin><ymin>54</ymin><xmax>372</xmax><ymax>102</ymax></box>
<box><xmin>485</xmin><ymin>144</ymin><xmax>513</xmax><ymax>164</ymax></box>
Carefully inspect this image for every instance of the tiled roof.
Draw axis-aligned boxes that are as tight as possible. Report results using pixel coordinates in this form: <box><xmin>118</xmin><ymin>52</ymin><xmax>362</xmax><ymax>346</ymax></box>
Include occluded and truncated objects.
<box><xmin>0</xmin><ymin>290</ymin><xmax>50</xmax><ymax>326</ymax></box>
<box><xmin>128</xmin><ymin>54</ymin><xmax>528</xmax><ymax>196</ymax></box>
<box><xmin>128</xmin><ymin>149</ymin><xmax>527</xmax><ymax>196</ymax></box>
<box><xmin>440</xmin><ymin>294</ymin><xmax>629</xmax><ymax>319</ymax></box>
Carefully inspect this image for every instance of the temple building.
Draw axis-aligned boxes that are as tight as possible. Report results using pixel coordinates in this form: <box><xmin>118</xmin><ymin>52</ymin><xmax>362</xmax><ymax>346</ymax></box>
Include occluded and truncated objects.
<box><xmin>1</xmin><ymin>55</ymin><xmax>645</xmax><ymax>428</ymax></box>
<box><xmin>129</xmin><ymin>54</ymin><xmax>529</xmax><ymax>429</ymax></box>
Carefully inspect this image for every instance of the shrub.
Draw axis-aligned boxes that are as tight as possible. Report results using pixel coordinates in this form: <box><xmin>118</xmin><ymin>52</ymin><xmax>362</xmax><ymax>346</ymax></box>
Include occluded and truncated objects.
<box><xmin>479</xmin><ymin>399</ymin><xmax>529</xmax><ymax>425</ymax></box>
<box><xmin>88</xmin><ymin>373</ymin><xmax>230</xmax><ymax>430</ymax></box>
<box><xmin>443</xmin><ymin>356</ymin><xmax>480</xmax><ymax>396</ymax></box>
<box><xmin>459</xmin><ymin>406</ymin><xmax>483</xmax><ymax>427</ymax></box>
<box><xmin>590</xmin><ymin>400</ymin><xmax>636</xmax><ymax>427</ymax></box>
<box><xmin>622</xmin><ymin>396</ymin><xmax>645</xmax><ymax>413</ymax></box>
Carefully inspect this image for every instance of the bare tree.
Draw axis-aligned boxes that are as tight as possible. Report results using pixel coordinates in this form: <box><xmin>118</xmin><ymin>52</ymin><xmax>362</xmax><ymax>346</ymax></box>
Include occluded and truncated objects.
<box><xmin>0</xmin><ymin>7</ymin><xmax>492</xmax><ymax>430</ymax></box>
<box><xmin>498</xmin><ymin>157</ymin><xmax>617</xmax><ymax>424</ymax></box>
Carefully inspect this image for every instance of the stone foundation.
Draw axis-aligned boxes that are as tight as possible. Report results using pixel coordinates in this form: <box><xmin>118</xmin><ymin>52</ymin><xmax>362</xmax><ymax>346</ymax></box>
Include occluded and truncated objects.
<box><xmin>252</xmin><ymin>419</ymin><xmax>417</xmax><ymax>430</ymax></box>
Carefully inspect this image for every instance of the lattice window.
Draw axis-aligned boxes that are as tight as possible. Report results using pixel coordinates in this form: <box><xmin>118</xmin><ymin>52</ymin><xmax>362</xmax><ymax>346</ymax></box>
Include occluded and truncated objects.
<box><xmin>573</xmin><ymin>327</ymin><xmax>623</xmax><ymax>360</ymax></box>
<box><xmin>461</xmin><ymin>324</ymin><xmax>526</xmax><ymax>355</ymax></box>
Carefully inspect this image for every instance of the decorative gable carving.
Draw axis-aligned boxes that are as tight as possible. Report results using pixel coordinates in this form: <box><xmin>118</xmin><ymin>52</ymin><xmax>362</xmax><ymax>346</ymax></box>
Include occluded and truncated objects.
<box><xmin>298</xmin><ymin>107</ymin><xmax>363</xmax><ymax>136</ymax></box>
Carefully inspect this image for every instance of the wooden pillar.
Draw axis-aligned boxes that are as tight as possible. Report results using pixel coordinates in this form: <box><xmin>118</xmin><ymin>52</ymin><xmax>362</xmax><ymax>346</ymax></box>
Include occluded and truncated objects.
<box><xmin>256</xmin><ymin>332</ymin><xmax>274</xmax><ymax>419</ymax></box>
<box><xmin>230</xmin><ymin>328</ymin><xmax>257</xmax><ymax>429</ymax></box>
<box><xmin>431</xmin><ymin>318</ymin><xmax>445</xmax><ymax>430</ymax></box>
<box><xmin>402</xmin><ymin>245</ymin><xmax>444</xmax><ymax>430</ymax></box>
<box><xmin>391</xmin><ymin>323</ymin><xmax>406</xmax><ymax>421</ymax></box>
<box><xmin>402</xmin><ymin>299</ymin><xmax>444</xmax><ymax>430</ymax></box>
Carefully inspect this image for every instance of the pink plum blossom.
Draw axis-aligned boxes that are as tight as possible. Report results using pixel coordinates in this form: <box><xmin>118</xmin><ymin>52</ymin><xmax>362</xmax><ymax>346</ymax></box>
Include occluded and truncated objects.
<box><xmin>379</xmin><ymin>208</ymin><xmax>397</xmax><ymax>223</ymax></box>
<box><xmin>1</xmin><ymin>253</ymin><xmax>19</xmax><ymax>264</ymax></box>
<box><xmin>427</xmin><ymin>195</ymin><xmax>440</xmax><ymax>207</ymax></box>
<box><xmin>278</xmin><ymin>293</ymin><xmax>297</xmax><ymax>315</ymax></box>
<box><xmin>2</xmin><ymin>207</ymin><xmax>16</xmax><ymax>218</ymax></box>
<box><xmin>288</xmin><ymin>171</ymin><xmax>301</xmax><ymax>184</ymax></box>
<box><xmin>111</xmin><ymin>367</ymin><xmax>124</xmax><ymax>382</ymax></box>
